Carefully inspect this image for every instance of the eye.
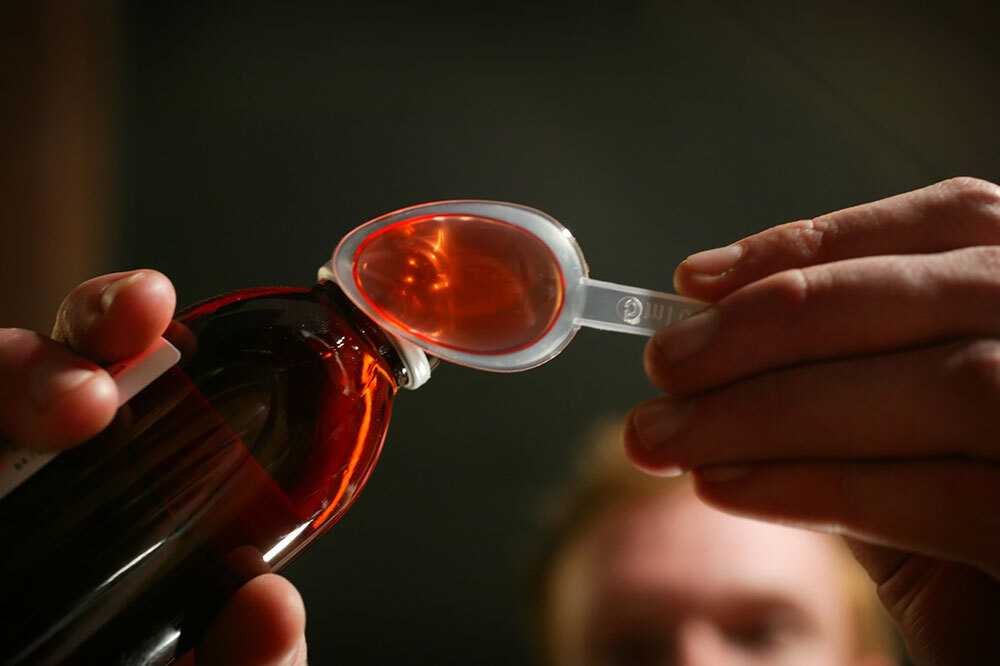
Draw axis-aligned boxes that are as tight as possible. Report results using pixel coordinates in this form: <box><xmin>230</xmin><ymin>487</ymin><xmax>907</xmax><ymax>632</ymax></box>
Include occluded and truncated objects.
<box><xmin>722</xmin><ymin>610</ymin><xmax>805</xmax><ymax>653</ymax></box>
<box><xmin>723</xmin><ymin>620</ymin><xmax>783</xmax><ymax>651</ymax></box>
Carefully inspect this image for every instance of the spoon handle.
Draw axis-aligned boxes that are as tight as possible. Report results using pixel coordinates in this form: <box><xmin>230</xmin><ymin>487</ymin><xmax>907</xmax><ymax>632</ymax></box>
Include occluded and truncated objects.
<box><xmin>575</xmin><ymin>277</ymin><xmax>706</xmax><ymax>336</ymax></box>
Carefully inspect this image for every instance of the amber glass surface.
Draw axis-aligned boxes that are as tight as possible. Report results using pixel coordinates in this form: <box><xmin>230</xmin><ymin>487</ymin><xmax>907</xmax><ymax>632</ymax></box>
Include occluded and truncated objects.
<box><xmin>353</xmin><ymin>214</ymin><xmax>565</xmax><ymax>354</ymax></box>
<box><xmin>0</xmin><ymin>282</ymin><xmax>401</xmax><ymax>665</ymax></box>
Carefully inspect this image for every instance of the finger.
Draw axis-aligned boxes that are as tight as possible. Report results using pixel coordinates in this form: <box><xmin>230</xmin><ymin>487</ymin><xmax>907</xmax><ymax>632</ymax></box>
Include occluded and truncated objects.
<box><xmin>0</xmin><ymin>328</ymin><xmax>117</xmax><ymax>450</ymax></box>
<box><xmin>196</xmin><ymin>574</ymin><xmax>307</xmax><ymax>666</ymax></box>
<box><xmin>689</xmin><ymin>459</ymin><xmax>1000</xmax><ymax>581</ymax></box>
<box><xmin>625</xmin><ymin>339</ymin><xmax>1000</xmax><ymax>473</ymax></box>
<box><xmin>674</xmin><ymin>177</ymin><xmax>1000</xmax><ymax>302</ymax></box>
<box><xmin>647</xmin><ymin>246</ymin><xmax>1000</xmax><ymax>396</ymax></box>
<box><xmin>843</xmin><ymin>539</ymin><xmax>1000</xmax><ymax>666</ymax></box>
<box><xmin>51</xmin><ymin>270</ymin><xmax>176</xmax><ymax>363</ymax></box>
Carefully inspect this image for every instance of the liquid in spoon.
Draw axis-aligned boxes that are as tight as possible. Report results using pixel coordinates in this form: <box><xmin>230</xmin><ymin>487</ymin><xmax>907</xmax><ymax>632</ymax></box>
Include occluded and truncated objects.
<box><xmin>353</xmin><ymin>214</ymin><xmax>565</xmax><ymax>354</ymax></box>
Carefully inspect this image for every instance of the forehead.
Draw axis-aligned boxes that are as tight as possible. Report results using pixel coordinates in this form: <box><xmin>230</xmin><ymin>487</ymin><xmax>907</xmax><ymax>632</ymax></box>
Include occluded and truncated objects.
<box><xmin>582</xmin><ymin>487</ymin><xmax>843</xmax><ymax>606</ymax></box>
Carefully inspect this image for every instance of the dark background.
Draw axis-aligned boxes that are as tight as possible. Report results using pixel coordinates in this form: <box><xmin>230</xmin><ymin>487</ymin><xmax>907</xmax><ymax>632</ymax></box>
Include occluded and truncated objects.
<box><xmin>22</xmin><ymin>1</ymin><xmax>1000</xmax><ymax>663</ymax></box>
<box><xmin>118</xmin><ymin>2</ymin><xmax>1000</xmax><ymax>664</ymax></box>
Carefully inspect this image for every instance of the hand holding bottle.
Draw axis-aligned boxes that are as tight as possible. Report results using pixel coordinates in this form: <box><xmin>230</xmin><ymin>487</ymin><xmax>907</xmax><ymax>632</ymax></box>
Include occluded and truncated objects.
<box><xmin>0</xmin><ymin>270</ymin><xmax>307</xmax><ymax>666</ymax></box>
<box><xmin>624</xmin><ymin>177</ymin><xmax>1000</xmax><ymax>665</ymax></box>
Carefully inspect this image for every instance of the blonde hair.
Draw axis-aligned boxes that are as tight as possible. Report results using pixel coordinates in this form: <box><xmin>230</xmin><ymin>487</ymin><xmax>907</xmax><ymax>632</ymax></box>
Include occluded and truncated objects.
<box><xmin>525</xmin><ymin>415</ymin><xmax>899</xmax><ymax>664</ymax></box>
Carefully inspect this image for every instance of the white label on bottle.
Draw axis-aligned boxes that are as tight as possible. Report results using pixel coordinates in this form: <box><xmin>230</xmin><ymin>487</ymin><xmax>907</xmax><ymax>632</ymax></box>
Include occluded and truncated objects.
<box><xmin>0</xmin><ymin>337</ymin><xmax>181</xmax><ymax>501</ymax></box>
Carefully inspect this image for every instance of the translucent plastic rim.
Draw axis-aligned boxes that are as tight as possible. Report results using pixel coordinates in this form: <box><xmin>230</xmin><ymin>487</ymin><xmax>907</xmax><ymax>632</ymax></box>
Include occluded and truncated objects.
<box><xmin>332</xmin><ymin>200</ymin><xmax>589</xmax><ymax>372</ymax></box>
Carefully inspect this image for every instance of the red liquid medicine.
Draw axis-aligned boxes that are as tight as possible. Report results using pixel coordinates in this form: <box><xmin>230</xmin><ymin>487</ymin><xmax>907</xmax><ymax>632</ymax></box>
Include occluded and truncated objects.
<box><xmin>0</xmin><ymin>282</ymin><xmax>403</xmax><ymax>665</ymax></box>
<box><xmin>353</xmin><ymin>214</ymin><xmax>565</xmax><ymax>354</ymax></box>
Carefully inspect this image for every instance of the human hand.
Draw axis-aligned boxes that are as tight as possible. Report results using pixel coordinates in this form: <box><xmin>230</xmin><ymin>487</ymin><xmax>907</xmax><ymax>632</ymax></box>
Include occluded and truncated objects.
<box><xmin>0</xmin><ymin>270</ymin><xmax>307</xmax><ymax>666</ymax></box>
<box><xmin>622</xmin><ymin>178</ymin><xmax>1000</xmax><ymax>665</ymax></box>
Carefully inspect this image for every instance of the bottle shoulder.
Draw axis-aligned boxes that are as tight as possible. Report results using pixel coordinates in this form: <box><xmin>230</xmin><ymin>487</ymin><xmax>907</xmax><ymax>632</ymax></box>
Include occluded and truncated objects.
<box><xmin>173</xmin><ymin>283</ymin><xmax>405</xmax><ymax>388</ymax></box>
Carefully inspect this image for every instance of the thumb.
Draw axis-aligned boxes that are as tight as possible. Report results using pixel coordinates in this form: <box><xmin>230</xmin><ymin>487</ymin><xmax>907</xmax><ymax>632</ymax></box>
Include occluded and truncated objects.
<box><xmin>844</xmin><ymin>538</ymin><xmax>1000</xmax><ymax>666</ymax></box>
<box><xmin>196</xmin><ymin>574</ymin><xmax>307</xmax><ymax>666</ymax></box>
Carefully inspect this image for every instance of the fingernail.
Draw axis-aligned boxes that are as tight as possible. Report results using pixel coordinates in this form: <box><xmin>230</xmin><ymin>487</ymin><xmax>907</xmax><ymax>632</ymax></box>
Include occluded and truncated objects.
<box><xmin>100</xmin><ymin>272</ymin><xmax>146</xmax><ymax>313</ymax></box>
<box><xmin>28</xmin><ymin>358</ymin><xmax>98</xmax><ymax>409</ymax></box>
<box><xmin>653</xmin><ymin>308</ymin><xmax>718</xmax><ymax>364</ymax></box>
<box><xmin>647</xmin><ymin>465</ymin><xmax>684</xmax><ymax>478</ymax></box>
<box><xmin>684</xmin><ymin>245</ymin><xmax>744</xmax><ymax>277</ymax></box>
<box><xmin>699</xmin><ymin>464</ymin><xmax>753</xmax><ymax>483</ymax></box>
<box><xmin>634</xmin><ymin>399</ymin><xmax>690</xmax><ymax>452</ymax></box>
<box><xmin>279</xmin><ymin>634</ymin><xmax>306</xmax><ymax>666</ymax></box>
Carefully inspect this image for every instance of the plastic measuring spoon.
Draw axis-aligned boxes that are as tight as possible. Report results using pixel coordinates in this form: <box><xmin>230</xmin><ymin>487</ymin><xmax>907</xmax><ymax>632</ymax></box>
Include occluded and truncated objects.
<box><xmin>324</xmin><ymin>200</ymin><xmax>705</xmax><ymax>373</ymax></box>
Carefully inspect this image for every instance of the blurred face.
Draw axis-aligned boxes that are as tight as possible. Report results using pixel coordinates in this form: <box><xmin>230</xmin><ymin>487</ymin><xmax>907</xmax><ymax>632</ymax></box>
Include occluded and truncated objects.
<box><xmin>547</xmin><ymin>485</ymin><xmax>871</xmax><ymax>666</ymax></box>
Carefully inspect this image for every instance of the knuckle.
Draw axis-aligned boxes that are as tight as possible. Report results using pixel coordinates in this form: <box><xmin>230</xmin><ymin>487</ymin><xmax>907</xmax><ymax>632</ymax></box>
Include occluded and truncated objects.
<box><xmin>949</xmin><ymin>339</ymin><xmax>1000</xmax><ymax>404</ymax></box>
<box><xmin>938</xmin><ymin>176</ymin><xmax>1000</xmax><ymax>220</ymax></box>
<box><xmin>771</xmin><ymin>216</ymin><xmax>840</xmax><ymax>260</ymax></box>
<box><xmin>950</xmin><ymin>466</ymin><xmax>1000</xmax><ymax>562</ymax></box>
<box><xmin>0</xmin><ymin>329</ymin><xmax>37</xmax><ymax>393</ymax></box>
<box><xmin>939</xmin><ymin>175</ymin><xmax>1000</xmax><ymax>201</ymax></box>
<box><xmin>944</xmin><ymin>340</ymin><xmax>1000</xmax><ymax>460</ymax></box>
<box><xmin>0</xmin><ymin>328</ymin><xmax>37</xmax><ymax>357</ymax></box>
<box><xmin>0</xmin><ymin>328</ymin><xmax>21</xmax><ymax>347</ymax></box>
<box><xmin>763</xmin><ymin>267</ymin><xmax>815</xmax><ymax>310</ymax></box>
<box><xmin>967</xmin><ymin>245</ymin><xmax>1000</xmax><ymax>273</ymax></box>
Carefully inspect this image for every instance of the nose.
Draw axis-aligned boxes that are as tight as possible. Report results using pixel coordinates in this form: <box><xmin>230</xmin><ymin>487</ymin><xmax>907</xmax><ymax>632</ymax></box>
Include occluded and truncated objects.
<box><xmin>676</xmin><ymin>620</ymin><xmax>733</xmax><ymax>666</ymax></box>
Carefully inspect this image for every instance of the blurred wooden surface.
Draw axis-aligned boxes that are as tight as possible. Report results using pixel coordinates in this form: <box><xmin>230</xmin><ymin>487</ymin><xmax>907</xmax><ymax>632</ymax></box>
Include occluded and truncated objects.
<box><xmin>0</xmin><ymin>2</ymin><xmax>116</xmax><ymax>332</ymax></box>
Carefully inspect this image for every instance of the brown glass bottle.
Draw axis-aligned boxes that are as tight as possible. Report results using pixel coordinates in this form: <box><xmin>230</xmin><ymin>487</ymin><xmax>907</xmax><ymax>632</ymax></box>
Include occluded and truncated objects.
<box><xmin>0</xmin><ymin>281</ymin><xmax>405</xmax><ymax>665</ymax></box>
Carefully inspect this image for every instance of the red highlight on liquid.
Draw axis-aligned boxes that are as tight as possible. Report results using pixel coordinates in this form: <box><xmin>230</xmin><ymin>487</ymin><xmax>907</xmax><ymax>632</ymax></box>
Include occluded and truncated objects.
<box><xmin>353</xmin><ymin>214</ymin><xmax>565</xmax><ymax>354</ymax></box>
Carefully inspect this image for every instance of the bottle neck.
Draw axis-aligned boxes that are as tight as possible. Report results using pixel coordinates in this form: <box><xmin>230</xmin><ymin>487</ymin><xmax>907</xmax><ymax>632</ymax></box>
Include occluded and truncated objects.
<box><xmin>313</xmin><ymin>280</ymin><xmax>430</xmax><ymax>390</ymax></box>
